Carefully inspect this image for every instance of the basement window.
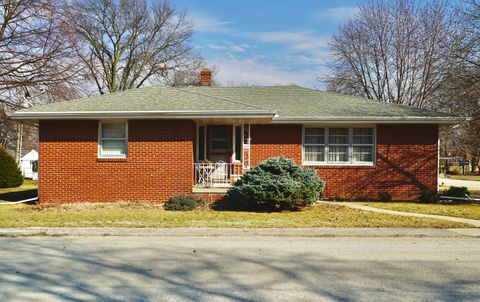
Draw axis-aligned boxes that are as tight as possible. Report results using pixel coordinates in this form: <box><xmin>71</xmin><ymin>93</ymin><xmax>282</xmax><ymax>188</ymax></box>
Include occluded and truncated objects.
<box><xmin>303</xmin><ymin>126</ymin><xmax>375</xmax><ymax>165</ymax></box>
<box><xmin>98</xmin><ymin>122</ymin><xmax>128</xmax><ymax>158</ymax></box>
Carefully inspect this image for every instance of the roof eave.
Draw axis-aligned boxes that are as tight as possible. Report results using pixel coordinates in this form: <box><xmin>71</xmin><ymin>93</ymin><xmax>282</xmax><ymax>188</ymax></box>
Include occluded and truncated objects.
<box><xmin>9</xmin><ymin>110</ymin><xmax>277</xmax><ymax>120</ymax></box>
<box><xmin>271</xmin><ymin>116</ymin><xmax>466</xmax><ymax>124</ymax></box>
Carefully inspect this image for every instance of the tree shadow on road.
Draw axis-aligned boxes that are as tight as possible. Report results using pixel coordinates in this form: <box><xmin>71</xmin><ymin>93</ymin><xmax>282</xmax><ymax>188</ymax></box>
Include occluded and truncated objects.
<box><xmin>0</xmin><ymin>238</ymin><xmax>478</xmax><ymax>301</ymax></box>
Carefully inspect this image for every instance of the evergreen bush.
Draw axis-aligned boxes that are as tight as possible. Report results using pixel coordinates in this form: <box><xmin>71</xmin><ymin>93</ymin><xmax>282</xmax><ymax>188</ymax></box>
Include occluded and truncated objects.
<box><xmin>0</xmin><ymin>147</ymin><xmax>23</xmax><ymax>188</ymax></box>
<box><xmin>227</xmin><ymin>157</ymin><xmax>325</xmax><ymax>210</ymax></box>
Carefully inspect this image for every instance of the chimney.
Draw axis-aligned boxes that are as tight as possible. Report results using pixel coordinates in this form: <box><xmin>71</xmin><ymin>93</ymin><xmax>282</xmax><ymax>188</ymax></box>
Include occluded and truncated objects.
<box><xmin>200</xmin><ymin>68</ymin><xmax>212</xmax><ymax>86</ymax></box>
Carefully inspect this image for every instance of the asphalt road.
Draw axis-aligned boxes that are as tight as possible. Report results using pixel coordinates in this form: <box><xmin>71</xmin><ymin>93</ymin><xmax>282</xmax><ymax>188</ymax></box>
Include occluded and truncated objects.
<box><xmin>0</xmin><ymin>236</ymin><xmax>479</xmax><ymax>302</ymax></box>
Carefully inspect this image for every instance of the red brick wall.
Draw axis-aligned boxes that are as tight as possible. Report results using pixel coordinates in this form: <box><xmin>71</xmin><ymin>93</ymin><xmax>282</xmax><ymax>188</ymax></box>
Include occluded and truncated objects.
<box><xmin>39</xmin><ymin>120</ymin><xmax>438</xmax><ymax>203</ymax></box>
<box><xmin>249</xmin><ymin>124</ymin><xmax>438</xmax><ymax>201</ymax></box>
<box><xmin>39</xmin><ymin>120</ymin><xmax>195</xmax><ymax>202</ymax></box>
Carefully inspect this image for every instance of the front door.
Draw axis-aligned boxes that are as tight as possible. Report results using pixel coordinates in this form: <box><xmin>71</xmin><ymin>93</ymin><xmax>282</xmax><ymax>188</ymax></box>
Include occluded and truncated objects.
<box><xmin>207</xmin><ymin>125</ymin><xmax>232</xmax><ymax>163</ymax></box>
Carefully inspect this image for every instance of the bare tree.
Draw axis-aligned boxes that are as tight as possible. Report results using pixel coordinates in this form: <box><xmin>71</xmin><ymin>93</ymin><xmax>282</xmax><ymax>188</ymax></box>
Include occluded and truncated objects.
<box><xmin>0</xmin><ymin>0</ymin><xmax>81</xmax><ymax>93</ymax></box>
<box><xmin>438</xmin><ymin>0</ymin><xmax>480</xmax><ymax>171</ymax></box>
<box><xmin>323</xmin><ymin>0</ymin><xmax>460</xmax><ymax>108</ymax></box>
<box><xmin>0</xmin><ymin>0</ymin><xmax>83</xmax><ymax>152</ymax></box>
<box><xmin>67</xmin><ymin>0</ymin><xmax>196</xmax><ymax>94</ymax></box>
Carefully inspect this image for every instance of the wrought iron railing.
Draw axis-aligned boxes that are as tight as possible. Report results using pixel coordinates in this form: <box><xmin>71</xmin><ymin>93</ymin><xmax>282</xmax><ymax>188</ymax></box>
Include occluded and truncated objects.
<box><xmin>194</xmin><ymin>162</ymin><xmax>243</xmax><ymax>187</ymax></box>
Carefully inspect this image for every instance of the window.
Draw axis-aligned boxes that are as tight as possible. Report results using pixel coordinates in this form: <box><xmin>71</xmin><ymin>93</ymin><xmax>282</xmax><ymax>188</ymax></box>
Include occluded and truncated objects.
<box><xmin>303</xmin><ymin>126</ymin><xmax>375</xmax><ymax>165</ymax></box>
<box><xmin>99</xmin><ymin>122</ymin><xmax>128</xmax><ymax>158</ymax></box>
<box><xmin>304</xmin><ymin>128</ymin><xmax>325</xmax><ymax>162</ymax></box>
<box><xmin>352</xmin><ymin>128</ymin><xmax>374</xmax><ymax>163</ymax></box>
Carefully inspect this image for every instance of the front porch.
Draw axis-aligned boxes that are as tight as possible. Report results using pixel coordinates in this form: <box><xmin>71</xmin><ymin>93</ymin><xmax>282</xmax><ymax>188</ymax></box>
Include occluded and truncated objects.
<box><xmin>193</xmin><ymin>123</ymin><xmax>251</xmax><ymax>189</ymax></box>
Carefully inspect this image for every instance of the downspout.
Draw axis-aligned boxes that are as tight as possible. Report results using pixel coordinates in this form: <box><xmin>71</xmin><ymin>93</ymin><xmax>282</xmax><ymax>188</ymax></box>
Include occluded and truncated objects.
<box><xmin>440</xmin><ymin>195</ymin><xmax>480</xmax><ymax>202</ymax></box>
<box><xmin>0</xmin><ymin>196</ymin><xmax>38</xmax><ymax>205</ymax></box>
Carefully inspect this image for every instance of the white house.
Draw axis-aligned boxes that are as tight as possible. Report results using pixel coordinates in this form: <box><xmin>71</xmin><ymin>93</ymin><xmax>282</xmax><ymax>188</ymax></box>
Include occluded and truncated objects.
<box><xmin>20</xmin><ymin>149</ymin><xmax>38</xmax><ymax>180</ymax></box>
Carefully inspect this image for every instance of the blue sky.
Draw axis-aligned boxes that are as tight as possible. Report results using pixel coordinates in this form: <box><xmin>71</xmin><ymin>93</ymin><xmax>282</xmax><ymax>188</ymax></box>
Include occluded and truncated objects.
<box><xmin>171</xmin><ymin>0</ymin><xmax>365</xmax><ymax>87</ymax></box>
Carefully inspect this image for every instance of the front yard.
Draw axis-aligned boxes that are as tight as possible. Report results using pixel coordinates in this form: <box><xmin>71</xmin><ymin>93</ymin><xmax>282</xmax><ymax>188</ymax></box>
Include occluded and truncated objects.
<box><xmin>358</xmin><ymin>202</ymin><xmax>480</xmax><ymax>220</ymax></box>
<box><xmin>0</xmin><ymin>180</ymin><xmax>474</xmax><ymax>228</ymax></box>
<box><xmin>0</xmin><ymin>202</ymin><xmax>472</xmax><ymax>228</ymax></box>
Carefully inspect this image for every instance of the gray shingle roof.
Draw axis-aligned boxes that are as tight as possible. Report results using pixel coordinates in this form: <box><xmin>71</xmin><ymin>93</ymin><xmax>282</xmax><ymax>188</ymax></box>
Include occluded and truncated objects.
<box><xmin>11</xmin><ymin>85</ymin><xmax>462</xmax><ymax>123</ymax></box>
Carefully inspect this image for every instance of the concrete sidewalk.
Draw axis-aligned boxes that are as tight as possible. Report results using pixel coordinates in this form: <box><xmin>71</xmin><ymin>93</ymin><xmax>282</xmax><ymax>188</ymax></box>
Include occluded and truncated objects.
<box><xmin>319</xmin><ymin>201</ymin><xmax>480</xmax><ymax>227</ymax></box>
<box><xmin>0</xmin><ymin>227</ymin><xmax>479</xmax><ymax>238</ymax></box>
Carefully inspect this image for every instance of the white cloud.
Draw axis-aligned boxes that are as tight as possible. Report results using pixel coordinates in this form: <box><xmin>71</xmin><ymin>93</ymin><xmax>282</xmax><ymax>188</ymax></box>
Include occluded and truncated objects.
<box><xmin>314</xmin><ymin>6</ymin><xmax>360</xmax><ymax>22</ymax></box>
<box><xmin>206</xmin><ymin>41</ymin><xmax>256</xmax><ymax>53</ymax></box>
<box><xmin>189</xmin><ymin>11</ymin><xmax>233</xmax><ymax>33</ymax></box>
<box><xmin>247</xmin><ymin>30</ymin><xmax>330</xmax><ymax>52</ymax></box>
<box><xmin>213</xmin><ymin>57</ymin><xmax>326</xmax><ymax>87</ymax></box>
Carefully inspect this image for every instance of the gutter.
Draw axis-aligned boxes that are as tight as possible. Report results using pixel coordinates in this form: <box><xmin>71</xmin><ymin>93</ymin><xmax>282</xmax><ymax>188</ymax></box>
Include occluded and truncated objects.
<box><xmin>271</xmin><ymin>116</ymin><xmax>466</xmax><ymax>124</ymax></box>
<box><xmin>9</xmin><ymin>110</ymin><xmax>277</xmax><ymax>120</ymax></box>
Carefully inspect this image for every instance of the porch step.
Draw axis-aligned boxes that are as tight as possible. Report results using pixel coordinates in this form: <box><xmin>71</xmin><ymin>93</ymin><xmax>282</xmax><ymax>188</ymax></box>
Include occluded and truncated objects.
<box><xmin>192</xmin><ymin>187</ymin><xmax>229</xmax><ymax>194</ymax></box>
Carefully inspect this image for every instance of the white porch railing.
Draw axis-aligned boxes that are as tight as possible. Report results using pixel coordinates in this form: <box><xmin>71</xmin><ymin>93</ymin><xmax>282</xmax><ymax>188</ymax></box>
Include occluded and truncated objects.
<box><xmin>194</xmin><ymin>162</ymin><xmax>243</xmax><ymax>187</ymax></box>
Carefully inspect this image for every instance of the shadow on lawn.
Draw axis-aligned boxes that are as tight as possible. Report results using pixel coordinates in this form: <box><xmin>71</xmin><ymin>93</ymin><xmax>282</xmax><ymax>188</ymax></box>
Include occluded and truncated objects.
<box><xmin>0</xmin><ymin>189</ymin><xmax>37</xmax><ymax>202</ymax></box>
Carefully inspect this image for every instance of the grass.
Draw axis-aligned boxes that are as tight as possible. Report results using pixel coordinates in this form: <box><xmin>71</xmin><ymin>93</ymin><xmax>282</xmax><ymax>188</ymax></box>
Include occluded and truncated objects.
<box><xmin>440</xmin><ymin>174</ymin><xmax>480</xmax><ymax>181</ymax></box>
<box><xmin>0</xmin><ymin>201</ymin><xmax>470</xmax><ymax>228</ymax></box>
<box><xmin>0</xmin><ymin>180</ymin><xmax>38</xmax><ymax>202</ymax></box>
<box><xmin>357</xmin><ymin>202</ymin><xmax>480</xmax><ymax>220</ymax></box>
<box><xmin>0</xmin><ymin>180</ymin><xmax>471</xmax><ymax>228</ymax></box>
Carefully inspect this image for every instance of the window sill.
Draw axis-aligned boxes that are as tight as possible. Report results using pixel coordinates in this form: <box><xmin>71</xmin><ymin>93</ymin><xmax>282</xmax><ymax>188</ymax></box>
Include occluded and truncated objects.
<box><xmin>302</xmin><ymin>162</ymin><xmax>376</xmax><ymax>168</ymax></box>
<box><xmin>97</xmin><ymin>157</ymin><xmax>128</xmax><ymax>162</ymax></box>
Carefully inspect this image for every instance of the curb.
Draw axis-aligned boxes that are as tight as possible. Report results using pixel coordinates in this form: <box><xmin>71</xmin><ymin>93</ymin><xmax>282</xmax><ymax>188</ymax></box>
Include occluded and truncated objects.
<box><xmin>0</xmin><ymin>227</ymin><xmax>479</xmax><ymax>238</ymax></box>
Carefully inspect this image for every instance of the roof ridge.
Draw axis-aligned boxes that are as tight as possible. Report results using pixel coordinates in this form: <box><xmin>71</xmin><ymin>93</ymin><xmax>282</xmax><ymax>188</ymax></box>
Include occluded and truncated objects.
<box><xmin>173</xmin><ymin>86</ymin><xmax>272</xmax><ymax>112</ymax></box>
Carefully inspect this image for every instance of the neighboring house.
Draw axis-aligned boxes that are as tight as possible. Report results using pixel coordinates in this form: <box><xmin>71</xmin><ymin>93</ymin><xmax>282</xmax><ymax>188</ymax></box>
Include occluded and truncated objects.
<box><xmin>11</xmin><ymin>71</ymin><xmax>462</xmax><ymax>203</ymax></box>
<box><xmin>20</xmin><ymin>149</ymin><xmax>38</xmax><ymax>180</ymax></box>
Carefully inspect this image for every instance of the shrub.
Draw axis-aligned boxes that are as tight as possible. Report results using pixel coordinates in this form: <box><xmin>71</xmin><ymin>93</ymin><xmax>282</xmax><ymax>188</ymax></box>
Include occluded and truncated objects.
<box><xmin>378</xmin><ymin>192</ymin><xmax>392</xmax><ymax>202</ymax></box>
<box><xmin>0</xmin><ymin>147</ymin><xmax>23</xmax><ymax>188</ymax></box>
<box><xmin>444</xmin><ymin>186</ymin><xmax>470</xmax><ymax>198</ymax></box>
<box><xmin>164</xmin><ymin>195</ymin><xmax>205</xmax><ymax>211</ymax></box>
<box><xmin>418</xmin><ymin>190</ymin><xmax>440</xmax><ymax>203</ymax></box>
<box><xmin>227</xmin><ymin>157</ymin><xmax>325</xmax><ymax>210</ymax></box>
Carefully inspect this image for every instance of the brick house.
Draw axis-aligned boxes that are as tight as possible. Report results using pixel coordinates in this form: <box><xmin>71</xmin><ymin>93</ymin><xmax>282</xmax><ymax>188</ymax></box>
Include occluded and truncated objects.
<box><xmin>11</xmin><ymin>71</ymin><xmax>462</xmax><ymax>203</ymax></box>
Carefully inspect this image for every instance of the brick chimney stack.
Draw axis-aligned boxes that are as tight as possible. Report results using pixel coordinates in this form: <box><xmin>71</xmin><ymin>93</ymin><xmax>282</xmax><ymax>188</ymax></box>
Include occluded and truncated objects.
<box><xmin>200</xmin><ymin>68</ymin><xmax>212</xmax><ymax>86</ymax></box>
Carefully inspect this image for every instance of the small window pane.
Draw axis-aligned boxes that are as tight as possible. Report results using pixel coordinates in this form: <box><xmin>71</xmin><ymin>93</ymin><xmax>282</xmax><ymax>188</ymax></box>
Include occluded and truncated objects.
<box><xmin>305</xmin><ymin>145</ymin><xmax>325</xmax><ymax>162</ymax></box>
<box><xmin>353</xmin><ymin>146</ymin><xmax>373</xmax><ymax>162</ymax></box>
<box><xmin>101</xmin><ymin>146</ymin><xmax>127</xmax><ymax>156</ymax></box>
<box><xmin>212</xmin><ymin>140</ymin><xmax>228</xmax><ymax>149</ymax></box>
<box><xmin>353</xmin><ymin>128</ymin><xmax>373</xmax><ymax>144</ymax></box>
<box><xmin>329</xmin><ymin>128</ymin><xmax>348</xmax><ymax>144</ymax></box>
<box><xmin>305</xmin><ymin>128</ymin><xmax>325</xmax><ymax>144</ymax></box>
<box><xmin>102</xmin><ymin>130</ymin><xmax>126</xmax><ymax>139</ymax></box>
<box><xmin>102</xmin><ymin>123</ymin><xmax>126</xmax><ymax>131</ymax></box>
<box><xmin>211</xmin><ymin>129</ymin><xmax>228</xmax><ymax>139</ymax></box>
<box><xmin>328</xmin><ymin>146</ymin><xmax>349</xmax><ymax>162</ymax></box>
<box><xmin>102</xmin><ymin>140</ymin><xmax>126</xmax><ymax>148</ymax></box>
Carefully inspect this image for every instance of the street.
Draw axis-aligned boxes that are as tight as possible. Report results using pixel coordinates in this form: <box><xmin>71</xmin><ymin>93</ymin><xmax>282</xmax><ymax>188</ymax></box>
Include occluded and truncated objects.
<box><xmin>0</xmin><ymin>235</ymin><xmax>479</xmax><ymax>301</ymax></box>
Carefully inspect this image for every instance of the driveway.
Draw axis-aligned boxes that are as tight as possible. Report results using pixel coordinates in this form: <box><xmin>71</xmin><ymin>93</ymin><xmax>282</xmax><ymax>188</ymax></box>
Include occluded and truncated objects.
<box><xmin>0</xmin><ymin>235</ymin><xmax>479</xmax><ymax>301</ymax></box>
<box><xmin>439</xmin><ymin>177</ymin><xmax>480</xmax><ymax>191</ymax></box>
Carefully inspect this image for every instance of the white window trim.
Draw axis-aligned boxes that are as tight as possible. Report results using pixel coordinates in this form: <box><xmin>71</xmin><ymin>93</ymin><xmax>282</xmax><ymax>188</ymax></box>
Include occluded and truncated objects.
<box><xmin>98</xmin><ymin>121</ymin><xmax>128</xmax><ymax>158</ymax></box>
<box><xmin>302</xmin><ymin>125</ymin><xmax>376</xmax><ymax>166</ymax></box>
